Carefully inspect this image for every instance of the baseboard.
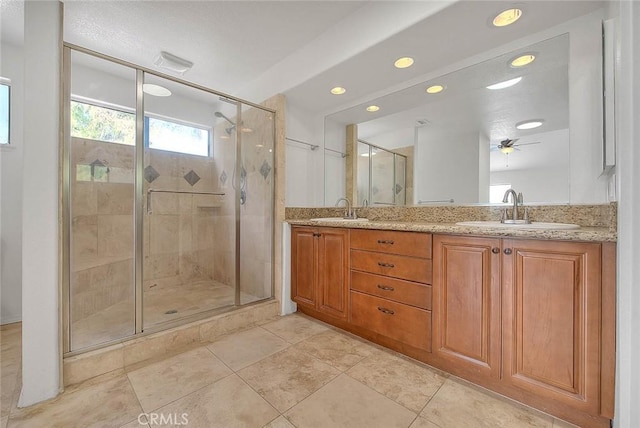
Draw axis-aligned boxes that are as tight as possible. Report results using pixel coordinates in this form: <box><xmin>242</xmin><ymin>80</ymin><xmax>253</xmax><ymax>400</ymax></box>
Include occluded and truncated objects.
<box><xmin>1</xmin><ymin>315</ymin><xmax>22</xmax><ymax>325</ymax></box>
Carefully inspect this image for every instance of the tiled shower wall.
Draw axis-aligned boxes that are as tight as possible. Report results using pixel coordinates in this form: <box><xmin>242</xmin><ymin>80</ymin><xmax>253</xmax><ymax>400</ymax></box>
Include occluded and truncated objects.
<box><xmin>70</xmin><ymin>137</ymin><xmax>225</xmax><ymax>326</ymax></box>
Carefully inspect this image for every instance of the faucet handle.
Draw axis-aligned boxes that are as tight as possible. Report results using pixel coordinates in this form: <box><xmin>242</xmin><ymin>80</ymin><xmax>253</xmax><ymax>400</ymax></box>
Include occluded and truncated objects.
<box><xmin>523</xmin><ymin>207</ymin><xmax>530</xmax><ymax>224</ymax></box>
<box><xmin>517</xmin><ymin>192</ymin><xmax>523</xmax><ymax>204</ymax></box>
<box><xmin>500</xmin><ymin>208</ymin><xmax>507</xmax><ymax>223</ymax></box>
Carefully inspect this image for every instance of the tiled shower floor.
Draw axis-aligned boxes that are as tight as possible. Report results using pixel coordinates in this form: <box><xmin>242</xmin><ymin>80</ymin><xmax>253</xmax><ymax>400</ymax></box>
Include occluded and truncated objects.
<box><xmin>71</xmin><ymin>280</ymin><xmax>264</xmax><ymax>350</ymax></box>
<box><xmin>3</xmin><ymin>314</ymin><xmax>579</xmax><ymax>428</ymax></box>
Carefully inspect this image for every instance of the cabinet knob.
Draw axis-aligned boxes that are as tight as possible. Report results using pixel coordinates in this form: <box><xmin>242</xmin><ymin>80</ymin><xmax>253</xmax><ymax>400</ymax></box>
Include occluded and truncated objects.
<box><xmin>377</xmin><ymin>239</ymin><xmax>394</xmax><ymax>245</ymax></box>
<box><xmin>492</xmin><ymin>247</ymin><xmax>500</xmax><ymax>254</ymax></box>
<box><xmin>377</xmin><ymin>262</ymin><xmax>395</xmax><ymax>268</ymax></box>
<box><xmin>377</xmin><ymin>306</ymin><xmax>395</xmax><ymax>315</ymax></box>
<box><xmin>504</xmin><ymin>248</ymin><xmax>512</xmax><ymax>255</ymax></box>
<box><xmin>377</xmin><ymin>284</ymin><xmax>395</xmax><ymax>291</ymax></box>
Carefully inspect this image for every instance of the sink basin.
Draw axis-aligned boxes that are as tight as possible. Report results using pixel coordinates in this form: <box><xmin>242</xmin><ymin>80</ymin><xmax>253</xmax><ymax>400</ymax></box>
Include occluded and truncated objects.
<box><xmin>310</xmin><ymin>217</ymin><xmax>370</xmax><ymax>222</ymax></box>
<box><xmin>456</xmin><ymin>221</ymin><xmax>580</xmax><ymax>230</ymax></box>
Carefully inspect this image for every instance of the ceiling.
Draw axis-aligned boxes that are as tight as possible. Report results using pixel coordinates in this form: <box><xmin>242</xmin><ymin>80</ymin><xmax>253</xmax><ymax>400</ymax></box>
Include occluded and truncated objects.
<box><xmin>1</xmin><ymin>0</ymin><xmax>603</xmax><ymax>165</ymax></box>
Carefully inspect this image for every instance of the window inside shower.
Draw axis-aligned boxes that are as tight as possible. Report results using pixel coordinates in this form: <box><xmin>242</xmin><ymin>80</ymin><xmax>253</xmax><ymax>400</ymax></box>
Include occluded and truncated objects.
<box><xmin>65</xmin><ymin>48</ymin><xmax>275</xmax><ymax>353</ymax></box>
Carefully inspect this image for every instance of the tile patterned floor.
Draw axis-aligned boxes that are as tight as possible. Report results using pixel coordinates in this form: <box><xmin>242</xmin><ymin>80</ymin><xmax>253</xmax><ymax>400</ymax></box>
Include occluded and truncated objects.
<box><xmin>0</xmin><ymin>314</ymin><xmax>579</xmax><ymax>428</ymax></box>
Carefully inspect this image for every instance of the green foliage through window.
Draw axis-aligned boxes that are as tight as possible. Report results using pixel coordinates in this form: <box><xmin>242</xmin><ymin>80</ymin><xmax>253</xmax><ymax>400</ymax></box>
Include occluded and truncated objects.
<box><xmin>70</xmin><ymin>100</ymin><xmax>211</xmax><ymax>157</ymax></box>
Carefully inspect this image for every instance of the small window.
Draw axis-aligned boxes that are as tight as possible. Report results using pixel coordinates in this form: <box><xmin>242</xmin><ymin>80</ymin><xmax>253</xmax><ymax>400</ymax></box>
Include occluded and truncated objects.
<box><xmin>490</xmin><ymin>184</ymin><xmax>512</xmax><ymax>204</ymax></box>
<box><xmin>145</xmin><ymin>115</ymin><xmax>211</xmax><ymax>157</ymax></box>
<box><xmin>71</xmin><ymin>100</ymin><xmax>135</xmax><ymax>145</ymax></box>
<box><xmin>0</xmin><ymin>80</ymin><xmax>10</xmax><ymax>145</ymax></box>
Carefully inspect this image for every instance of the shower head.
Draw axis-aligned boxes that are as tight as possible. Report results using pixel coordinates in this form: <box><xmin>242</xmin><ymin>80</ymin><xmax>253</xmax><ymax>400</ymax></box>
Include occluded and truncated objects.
<box><xmin>214</xmin><ymin>111</ymin><xmax>236</xmax><ymax>126</ymax></box>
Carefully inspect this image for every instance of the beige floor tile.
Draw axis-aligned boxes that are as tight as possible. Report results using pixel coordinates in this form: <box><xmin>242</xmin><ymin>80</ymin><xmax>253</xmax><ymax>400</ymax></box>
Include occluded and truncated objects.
<box><xmin>1</xmin><ymin>416</ymin><xmax>7</xmax><ymax>428</ymax></box>
<box><xmin>421</xmin><ymin>379</ymin><xmax>553</xmax><ymax>428</ymax></box>
<box><xmin>285</xmin><ymin>374</ymin><xmax>417</xmax><ymax>428</ymax></box>
<box><xmin>238</xmin><ymin>347</ymin><xmax>339</xmax><ymax>412</ymax></box>
<box><xmin>553</xmin><ymin>418</ymin><xmax>580</xmax><ymax>428</ymax></box>
<box><xmin>127</xmin><ymin>346</ymin><xmax>231</xmax><ymax>412</ymax></box>
<box><xmin>263</xmin><ymin>415</ymin><xmax>296</xmax><ymax>428</ymax></box>
<box><xmin>292</xmin><ymin>330</ymin><xmax>374</xmax><ymax>371</ymax></box>
<box><xmin>409</xmin><ymin>416</ymin><xmax>441</xmax><ymax>428</ymax></box>
<box><xmin>261</xmin><ymin>314</ymin><xmax>328</xmax><ymax>344</ymax></box>
<box><xmin>207</xmin><ymin>326</ymin><xmax>290</xmax><ymax>371</ymax></box>
<box><xmin>346</xmin><ymin>349</ymin><xmax>447</xmax><ymax>412</ymax></box>
<box><xmin>8</xmin><ymin>375</ymin><xmax>142</xmax><ymax>428</ymax></box>
<box><xmin>153</xmin><ymin>374</ymin><xmax>279</xmax><ymax>428</ymax></box>
<box><xmin>119</xmin><ymin>418</ymin><xmax>150</xmax><ymax>428</ymax></box>
<box><xmin>1</xmin><ymin>371</ymin><xmax>18</xmax><ymax>418</ymax></box>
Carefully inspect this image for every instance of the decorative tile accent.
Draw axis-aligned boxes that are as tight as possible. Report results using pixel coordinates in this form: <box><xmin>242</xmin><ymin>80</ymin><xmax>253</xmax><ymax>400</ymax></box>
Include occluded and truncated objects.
<box><xmin>260</xmin><ymin>161</ymin><xmax>272</xmax><ymax>180</ymax></box>
<box><xmin>90</xmin><ymin>159</ymin><xmax>109</xmax><ymax>180</ymax></box>
<box><xmin>184</xmin><ymin>170</ymin><xmax>201</xmax><ymax>186</ymax></box>
<box><xmin>144</xmin><ymin>165</ymin><xmax>160</xmax><ymax>183</ymax></box>
<box><xmin>220</xmin><ymin>170</ymin><xmax>228</xmax><ymax>185</ymax></box>
<box><xmin>395</xmin><ymin>184</ymin><xmax>403</xmax><ymax>194</ymax></box>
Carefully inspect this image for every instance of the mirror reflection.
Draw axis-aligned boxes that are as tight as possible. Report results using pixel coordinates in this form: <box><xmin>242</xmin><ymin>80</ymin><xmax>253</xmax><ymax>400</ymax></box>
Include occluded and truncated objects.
<box><xmin>326</xmin><ymin>33</ymin><xmax>570</xmax><ymax>206</ymax></box>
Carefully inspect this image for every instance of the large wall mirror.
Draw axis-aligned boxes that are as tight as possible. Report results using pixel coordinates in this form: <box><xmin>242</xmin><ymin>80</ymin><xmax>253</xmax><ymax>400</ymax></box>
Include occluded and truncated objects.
<box><xmin>322</xmin><ymin>5</ymin><xmax>611</xmax><ymax>207</ymax></box>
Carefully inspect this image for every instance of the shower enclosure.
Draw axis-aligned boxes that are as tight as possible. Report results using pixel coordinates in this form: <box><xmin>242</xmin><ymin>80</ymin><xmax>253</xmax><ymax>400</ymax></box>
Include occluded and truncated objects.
<box><xmin>63</xmin><ymin>46</ymin><xmax>275</xmax><ymax>353</ymax></box>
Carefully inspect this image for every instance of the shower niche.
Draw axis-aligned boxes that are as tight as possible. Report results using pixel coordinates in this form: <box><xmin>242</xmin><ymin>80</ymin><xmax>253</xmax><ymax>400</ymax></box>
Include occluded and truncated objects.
<box><xmin>64</xmin><ymin>48</ymin><xmax>275</xmax><ymax>353</ymax></box>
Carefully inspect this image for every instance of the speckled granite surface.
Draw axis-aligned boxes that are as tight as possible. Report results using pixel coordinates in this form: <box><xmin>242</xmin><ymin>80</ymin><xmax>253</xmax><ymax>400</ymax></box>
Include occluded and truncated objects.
<box><xmin>285</xmin><ymin>203</ymin><xmax>617</xmax><ymax>242</ymax></box>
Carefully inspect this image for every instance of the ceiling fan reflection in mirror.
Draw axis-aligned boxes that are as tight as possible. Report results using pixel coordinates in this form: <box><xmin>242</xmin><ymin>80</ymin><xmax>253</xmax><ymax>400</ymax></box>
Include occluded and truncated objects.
<box><xmin>492</xmin><ymin>138</ymin><xmax>541</xmax><ymax>167</ymax></box>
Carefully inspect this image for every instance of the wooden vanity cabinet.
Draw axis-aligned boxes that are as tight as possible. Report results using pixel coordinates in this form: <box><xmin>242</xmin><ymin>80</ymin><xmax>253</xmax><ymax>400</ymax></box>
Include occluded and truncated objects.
<box><xmin>431</xmin><ymin>235</ymin><xmax>502</xmax><ymax>379</ymax></box>
<box><xmin>432</xmin><ymin>235</ymin><xmax>615</xmax><ymax>428</ymax></box>
<box><xmin>291</xmin><ymin>226</ymin><xmax>349</xmax><ymax>320</ymax></box>
<box><xmin>349</xmin><ymin>229</ymin><xmax>433</xmax><ymax>353</ymax></box>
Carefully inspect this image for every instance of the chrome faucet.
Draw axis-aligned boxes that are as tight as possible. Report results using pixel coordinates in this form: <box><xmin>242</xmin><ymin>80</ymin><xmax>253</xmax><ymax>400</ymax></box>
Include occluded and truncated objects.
<box><xmin>335</xmin><ymin>197</ymin><xmax>356</xmax><ymax>219</ymax></box>
<box><xmin>502</xmin><ymin>189</ymin><xmax>527</xmax><ymax>223</ymax></box>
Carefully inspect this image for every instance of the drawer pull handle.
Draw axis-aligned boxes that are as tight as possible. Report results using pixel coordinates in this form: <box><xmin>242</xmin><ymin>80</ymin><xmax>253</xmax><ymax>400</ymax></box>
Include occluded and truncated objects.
<box><xmin>377</xmin><ymin>306</ymin><xmax>395</xmax><ymax>315</ymax></box>
<box><xmin>377</xmin><ymin>239</ymin><xmax>395</xmax><ymax>244</ymax></box>
<box><xmin>492</xmin><ymin>247</ymin><xmax>500</xmax><ymax>254</ymax></box>
<box><xmin>504</xmin><ymin>248</ymin><xmax>512</xmax><ymax>255</ymax></box>
<box><xmin>377</xmin><ymin>262</ymin><xmax>395</xmax><ymax>268</ymax></box>
<box><xmin>377</xmin><ymin>284</ymin><xmax>395</xmax><ymax>291</ymax></box>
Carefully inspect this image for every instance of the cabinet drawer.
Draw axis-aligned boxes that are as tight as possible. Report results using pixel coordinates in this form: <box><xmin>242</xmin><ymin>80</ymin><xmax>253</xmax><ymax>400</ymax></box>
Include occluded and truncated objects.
<box><xmin>350</xmin><ymin>291</ymin><xmax>431</xmax><ymax>351</ymax></box>
<box><xmin>350</xmin><ymin>229</ymin><xmax>432</xmax><ymax>259</ymax></box>
<box><xmin>351</xmin><ymin>249</ymin><xmax>433</xmax><ymax>283</ymax></box>
<box><xmin>350</xmin><ymin>270</ymin><xmax>432</xmax><ymax>309</ymax></box>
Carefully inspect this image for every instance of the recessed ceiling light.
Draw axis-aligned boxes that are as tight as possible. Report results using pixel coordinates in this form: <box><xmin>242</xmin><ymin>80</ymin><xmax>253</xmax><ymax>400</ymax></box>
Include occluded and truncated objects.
<box><xmin>511</xmin><ymin>54</ymin><xmax>536</xmax><ymax>67</ymax></box>
<box><xmin>492</xmin><ymin>8</ymin><xmax>523</xmax><ymax>27</ymax></box>
<box><xmin>486</xmin><ymin>76</ymin><xmax>522</xmax><ymax>90</ymax></box>
<box><xmin>142</xmin><ymin>83</ymin><xmax>172</xmax><ymax>97</ymax></box>
<box><xmin>426</xmin><ymin>85</ymin><xmax>445</xmax><ymax>94</ymax></box>
<box><xmin>394</xmin><ymin>57</ymin><xmax>414</xmax><ymax>69</ymax></box>
<box><xmin>366</xmin><ymin>105</ymin><xmax>380</xmax><ymax>112</ymax></box>
<box><xmin>330</xmin><ymin>86</ymin><xmax>346</xmax><ymax>95</ymax></box>
<box><xmin>516</xmin><ymin>120</ymin><xmax>544</xmax><ymax>130</ymax></box>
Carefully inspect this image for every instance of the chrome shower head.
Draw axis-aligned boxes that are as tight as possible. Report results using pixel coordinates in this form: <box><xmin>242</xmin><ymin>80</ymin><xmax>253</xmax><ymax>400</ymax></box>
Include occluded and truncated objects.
<box><xmin>214</xmin><ymin>111</ymin><xmax>235</xmax><ymax>126</ymax></box>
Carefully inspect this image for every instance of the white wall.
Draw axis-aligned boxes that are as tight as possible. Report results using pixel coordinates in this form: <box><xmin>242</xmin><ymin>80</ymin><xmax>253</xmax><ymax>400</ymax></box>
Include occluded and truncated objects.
<box><xmin>490</xmin><ymin>167</ymin><xmax>569</xmax><ymax>204</ymax></box>
<box><xmin>414</xmin><ymin>127</ymin><xmax>479</xmax><ymax>204</ymax></box>
<box><xmin>567</xmin><ymin>10</ymin><xmax>609</xmax><ymax>203</ymax></box>
<box><xmin>322</xmin><ymin>116</ymin><xmax>347</xmax><ymax>206</ymax></box>
<box><xmin>285</xmin><ymin>101</ymin><xmax>324</xmax><ymax>206</ymax></box>
<box><xmin>0</xmin><ymin>42</ymin><xmax>24</xmax><ymax>324</ymax></box>
<box><xmin>478</xmin><ymin>132</ymin><xmax>490</xmax><ymax>203</ymax></box>
<box><xmin>19</xmin><ymin>0</ymin><xmax>61</xmax><ymax>406</ymax></box>
<box><xmin>614</xmin><ymin>0</ymin><xmax>640</xmax><ymax>426</ymax></box>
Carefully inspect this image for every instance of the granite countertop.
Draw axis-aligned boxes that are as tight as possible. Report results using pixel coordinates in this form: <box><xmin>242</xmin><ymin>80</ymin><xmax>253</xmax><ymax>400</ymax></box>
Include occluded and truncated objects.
<box><xmin>286</xmin><ymin>219</ymin><xmax>617</xmax><ymax>242</ymax></box>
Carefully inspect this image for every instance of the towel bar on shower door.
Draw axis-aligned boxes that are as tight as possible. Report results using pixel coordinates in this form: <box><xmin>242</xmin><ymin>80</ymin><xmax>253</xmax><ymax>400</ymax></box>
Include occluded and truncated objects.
<box><xmin>146</xmin><ymin>189</ymin><xmax>226</xmax><ymax>214</ymax></box>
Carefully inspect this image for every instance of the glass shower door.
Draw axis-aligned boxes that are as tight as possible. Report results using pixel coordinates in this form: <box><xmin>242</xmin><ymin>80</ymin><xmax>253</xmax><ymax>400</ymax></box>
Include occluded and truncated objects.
<box><xmin>141</xmin><ymin>74</ymin><xmax>237</xmax><ymax>330</ymax></box>
<box><xmin>238</xmin><ymin>104</ymin><xmax>274</xmax><ymax>304</ymax></box>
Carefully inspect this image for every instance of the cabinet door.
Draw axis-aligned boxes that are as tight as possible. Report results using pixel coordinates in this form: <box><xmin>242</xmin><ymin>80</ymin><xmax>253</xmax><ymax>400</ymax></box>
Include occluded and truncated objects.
<box><xmin>317</xmin><ymin>228</ymin><xmax>349</xmax><ymax>319</ymax></box>
<box><xmin>291</xmin><ymin>227</ymin><xmax>317</xmax><ymax>308</ymax></box>
<box><xmin>432</xmin><ymin>235</ymin><xmax>502</xmax><ymax>379</ymax></box>
<box><xmin>502</xmin><ymin>239</ymin><xmax>601</xmax><ymax>413</ymax></box>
